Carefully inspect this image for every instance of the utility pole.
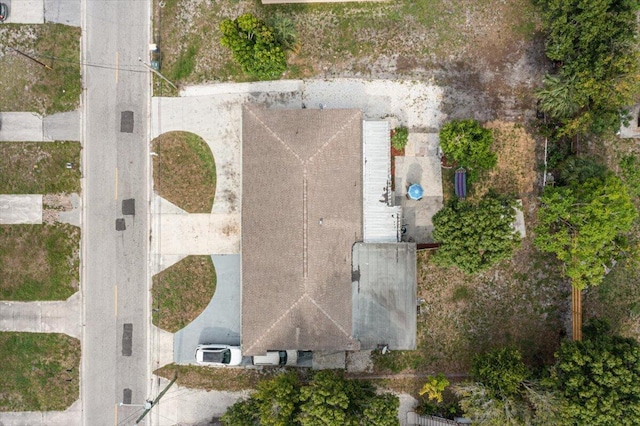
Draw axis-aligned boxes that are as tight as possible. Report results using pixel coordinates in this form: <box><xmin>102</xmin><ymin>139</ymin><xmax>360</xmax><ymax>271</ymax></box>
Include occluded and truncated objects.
<box><xmin>135</xmin><ymin>372</ymin><xmax>178</xmax><ymax>424</ymax></box>
<box><xmin>138</xmin><ymin>57</ymin><xmax>177</xmax><ymax>90</ymax></box>
<box><xmin>10</xmin><ymin>47</ymin><xmax>53</xmax><ymax>70</ymax></box>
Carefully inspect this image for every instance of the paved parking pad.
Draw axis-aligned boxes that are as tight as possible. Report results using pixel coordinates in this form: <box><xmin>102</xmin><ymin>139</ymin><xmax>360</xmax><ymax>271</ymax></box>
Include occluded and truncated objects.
<box><xmin>0</xmin><ymin>194</ymin><xmax>42</xmax><ymax>224</ymax></box>
<box><xmin>173</xmin><ymin>254</ymin><xmax>241</xmax><ymax>364</ymax></box>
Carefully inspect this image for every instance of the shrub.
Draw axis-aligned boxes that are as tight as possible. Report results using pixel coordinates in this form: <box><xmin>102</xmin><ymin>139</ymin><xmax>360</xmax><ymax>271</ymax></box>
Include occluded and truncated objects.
<box><xmin>391</xmin><ymin>126</ymin><xmax>408</xmax><ymax>150</ymax></box>
<box><xmin>439</xmin><ymin>119</ymin><xmax>496</xmax><ymax>183</ymax></box>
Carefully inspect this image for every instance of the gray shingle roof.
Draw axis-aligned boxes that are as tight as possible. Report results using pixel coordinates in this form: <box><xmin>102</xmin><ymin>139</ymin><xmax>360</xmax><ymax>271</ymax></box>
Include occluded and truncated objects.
<box><xmin>241</xmin><ymin>104</ymin><xmax>363</xmax><ymax>355</ymax></box>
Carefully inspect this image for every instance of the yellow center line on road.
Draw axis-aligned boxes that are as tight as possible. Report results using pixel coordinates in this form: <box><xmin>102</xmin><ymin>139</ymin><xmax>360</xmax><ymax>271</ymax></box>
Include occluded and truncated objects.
<box><xmin>115</xmin><ymin>51</ymin><xmax>119</xmax><ymax>83</ymax></box>
<box><xmin>114</xmin><ymin>285</ymin><xmax>118</xmax><ymax>317</ymax></box>
<box><xmin>115</xmin><ymin>168</ymin><xmax>118</xmax><ymax>200</ymax></box>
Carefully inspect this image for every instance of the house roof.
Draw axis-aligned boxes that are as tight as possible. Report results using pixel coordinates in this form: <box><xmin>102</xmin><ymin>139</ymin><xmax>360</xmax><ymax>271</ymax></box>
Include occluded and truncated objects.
<box><xmin>241</xmin><ymin>104</ymin><xmax>363</xmax><ymax>355</ymax></box>
<box><xmin>363</xmin><ymin>120</ymin><xmax>401</xmax><ymax>243</ymax></box>
<box><xmin>352</xmin><ymin>242</ymin><xmax>417</xmax><ymax>350</ymax></box>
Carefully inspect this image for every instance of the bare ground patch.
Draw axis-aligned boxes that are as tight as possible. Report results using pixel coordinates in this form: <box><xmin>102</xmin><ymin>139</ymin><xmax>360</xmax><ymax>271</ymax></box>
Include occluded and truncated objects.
<box><xmin>152</xmin><ymin>255</ymin><xmax>217</xmax><ymax>333</ymax></box>
<box><xmin>472</xmin><ymin>121</ymin><xmax>537</xmax><ymax>199</ymax></box>
<box><xmin>152</xmin><ymin>131</ymin><xmax>216</xmax><ymax>213</ymax></box>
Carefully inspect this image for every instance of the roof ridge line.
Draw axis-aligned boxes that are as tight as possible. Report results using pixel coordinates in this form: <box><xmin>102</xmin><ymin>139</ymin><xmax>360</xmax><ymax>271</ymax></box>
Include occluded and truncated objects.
<box><xmin>246</xmin><ymin>106</ymin><xmax>303</xmax><ymax>164</ymax></box>
<box><xmin>244</xmin><ymin>293</ymin><xmax>307</xmax><ymax>355</ymax></box>
<box><xmin>307</xmin><ymin>110</ymin><xmax>361</xmax><ymax>164</ymax></box>
<box><xmin>307</xmin><ymin>296</ymin><xmax>350</xmax><ymax>339</ymax></box>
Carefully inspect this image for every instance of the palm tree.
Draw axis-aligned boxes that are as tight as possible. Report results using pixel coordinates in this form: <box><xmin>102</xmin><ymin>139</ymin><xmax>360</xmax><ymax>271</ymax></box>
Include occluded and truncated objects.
<box><xmin>270</xmin><ymin>13</ymin><xmax>298</xmax><ymax>52</ymax></box>
<box><xmin>536</xmin><ymin>74</ymin><xmax>583</xmax><ymax>119</ymax></box>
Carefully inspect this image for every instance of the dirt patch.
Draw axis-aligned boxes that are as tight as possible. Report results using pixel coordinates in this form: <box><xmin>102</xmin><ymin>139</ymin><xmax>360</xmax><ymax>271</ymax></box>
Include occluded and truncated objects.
<box><xmin>373</xmin><ymin>240</ymin><xmax>568</xmax><ymax>376</ymax></box>
<box><xmin>0</xmin><ymin>24</ymin><xmax>81</xmax><ymax>114</ymax></box>
<box><xmin>0</xmin><ymin>224</ymin><xmax>80</xmax><ymax>301</ymax></box>
<box><xmin>43</xmin><ymin>193</ymin><xmax>74</xmax><ymax>224</ymax></box>
<box><xmin>156</xmin><ymin>1</ymin><xmax>547</xmax><ymax>120</ymax></box>
<box><xmin>152</xmin><ymin>255</ymin><xmax>217</xmax><ymax>333</ymax></box>
<box><xmin>0</xmin><ymin>332</ymin><xmax>80</xmax><ymax>412</ymax></box>
<box><xmin>471</xmin><ymin>121</ymin><xmax>537</xmax><ymax>199</ymax></box>
<box><xmin>152</xmin><ymin>131</ymin><xmax>216</xmax><ymax>213</ymax></box>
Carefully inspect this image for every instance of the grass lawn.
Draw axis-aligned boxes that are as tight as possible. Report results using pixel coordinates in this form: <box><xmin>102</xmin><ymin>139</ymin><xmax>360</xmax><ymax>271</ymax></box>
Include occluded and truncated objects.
<box><xmin>152</xmin><ymin>255</ymin><xmax>217</xmax><ymax>333</ymax></box>
<box><xmin>154</xmin><ymin>0</ymin><xmax>541</xmax><ymax>88</ymax></box>
<box><xmin>152</xmin><ymin>131</ymin><xmax>216</xmax><ymax>213</ymax></box>
<box><xmin>0</xmin><ymin>224</ymin><xmax>80</xmax><ymax>301</ymax></box>
<box><xmin>0</xmin><ymin>332</ymin><xmax>80</xmax><ymax>411</ymax></box>
<box><xmin>0</xmin><ymin>142</ymin><xmax>81</xmax><ymax>194</ymax></box>
<box><xmin>155</xmin><ymin>363</ymin><xmax>268</xmax><ymax>391</ymax></box>
<box><xmin>0</xmin><ymin>24</ymin><xmax>81</xmax><ymax>114</ymax></box>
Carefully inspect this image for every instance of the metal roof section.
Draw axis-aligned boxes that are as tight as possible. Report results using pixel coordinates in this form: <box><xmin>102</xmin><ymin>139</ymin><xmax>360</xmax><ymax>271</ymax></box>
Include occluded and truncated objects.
<box><xmin>352</xmin><ymin>242</ymin><xmax>417</xmax><ymax>350</ymax></box>
<box><xmin>363</xmin><ymin>121</ymin><xmax>401</xmax><ymax>243</ymax></box>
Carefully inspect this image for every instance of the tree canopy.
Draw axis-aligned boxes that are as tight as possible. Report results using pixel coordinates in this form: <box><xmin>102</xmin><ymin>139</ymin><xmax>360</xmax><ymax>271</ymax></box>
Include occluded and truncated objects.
<box><xmin>536</xmin><ymin>0</ymin><xmax>640</xmax><ymax>135</ymax></box>
<box><xmin>551</xmin><ymin>320</ymin><xmax>640</xmax><ymax>425</ymax></box>
<box><xmin>438</xmin><ymin>119</ymin><xmax>496</xmax><ymax>183</ymax></box>
<box><xmin>534</xmin><ymin>172</ymin><xmax>636</xmax><ymax>289</ymax></box>
<box><xmin>455</xmin><ymin>347</ymin><xmax>563</xmax><ymax>425</ymax></box>
<box><xmin>220</xmin><ymin>13</ymin><xmax>288</xmax><ymax>80</ymax></box>
<box><xmin>432</xmin><ymin>194</ymin><xmax>521</xmax><ymax>274</ymax></box>
<box><xmin>220</xmin><ymin>370</ymin><xmax>399</xmax><ymax>426</ymax></box>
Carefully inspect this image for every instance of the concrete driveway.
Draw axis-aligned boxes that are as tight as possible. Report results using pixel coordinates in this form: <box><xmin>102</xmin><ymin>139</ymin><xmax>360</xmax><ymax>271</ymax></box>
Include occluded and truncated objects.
<box><xmin>0</xmin><ymin>0</ymin><xmax>80</xmax><ymax>25</ymax></box>
<box><xmin>173</xmin><ymin>254</ymin><xmax>241</xmax><ymax>364</ymax></box>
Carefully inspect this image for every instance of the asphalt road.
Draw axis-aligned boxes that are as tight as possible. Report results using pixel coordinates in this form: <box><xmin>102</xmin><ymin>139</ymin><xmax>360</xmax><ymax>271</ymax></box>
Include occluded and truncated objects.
<box><xmin>82</xmin><ymin>0</ymin><xmax>150</xmax><ymax>424</ymax></box>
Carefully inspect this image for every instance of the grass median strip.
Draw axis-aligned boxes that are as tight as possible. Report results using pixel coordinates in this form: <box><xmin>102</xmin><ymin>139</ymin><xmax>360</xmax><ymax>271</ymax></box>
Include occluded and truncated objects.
<box><xmin>152</xmin><ymin>255</ymin><xmax>217</xmax><ymax>333</ymax></box>
<box><xmin>0</xmin><ymin>142</ymin><xmax>81</xmax><ymax>194</ymax></box>
<box><xmin>0</xmin><ymin>332</ymin><xmax>80</xmax><ymax>412</ymax></box>
<box><xmin>152</xmin><ymin>131</ymin><xmax>216</xmax><ymax>213</ymax></box>
<box><xmin>0</xmin><ymin>224</ymin><xmax>80</xmax><ymax>301</ymax></box>
<box><xmin>0</xmin><ymin>23</ymin><xmax>81</xmax><ymax>114</ymax></box>
<box><xmin>155</xmin><ymin>363</ymin><xmax>268</xmax><ymax>391</ymax></box>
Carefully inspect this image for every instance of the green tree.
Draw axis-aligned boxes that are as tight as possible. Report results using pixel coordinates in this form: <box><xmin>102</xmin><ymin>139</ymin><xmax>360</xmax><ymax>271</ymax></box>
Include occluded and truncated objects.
<box><xmin>432</xmin><ymin>194</ymin><xmax>521</xmax><ymax>274</ymax></box>
<box><xmin>471</xmin><ymin>347</ymin><xmax>529</xmax><ymax>398</ymax></box>
<box><xmin>551</xmin><ymin>320</ymin><xmax>640</xmax><ymax>425</ymax></box>
<box><xmin>438</xmin><ymin>119</ymin><xmax>496</xmax><ymax>184</ymax></box>
<box><xmin>221</xmin><ymin>371</ymin><xmax>399</xmax><ymax>426</ymax></box>
<box><xmin>270</xmin><ymin>13</ymin><xmax>298</xmax><ymax>52</ymax></box>
<box><xmin>455</xmin><ymin>348</ymin><xmax>563</xmax><ymax>425</ymax></box>
<box><xmin>254</xmin><ymin>372</ymin><xmax>300</xmax><ymax>426</ymax></box>
<box><xmin>536</xmin><ymin>0</ymin><xmax>640</xmax><ymax>135</ymax></box>
<box><xmin>220</xmin><ymin>397</ymin><xmax>259</xmax><ymax>426</ymax></box>
<box><xmin>220</xmin><ymin>13</ymin><xmax>287</xmax><ymax>80</ymax></box>
<box><xmin>535</xmin><ymin>172</ymin><xmax>637</xmax><ymax>289</ymax></box>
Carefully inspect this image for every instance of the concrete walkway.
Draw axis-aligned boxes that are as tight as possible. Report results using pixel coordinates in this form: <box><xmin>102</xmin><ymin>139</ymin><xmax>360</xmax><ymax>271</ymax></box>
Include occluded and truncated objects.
<box><xmin>0</xmin><ymin>0</ymin><xmax>79</xmax><ymax>25</ymax></box>
<box><xmin>0</xmin><ymin>111</ymin><xmax>81</xmax><ymax>142</ymax></box>
<box><xmin>0</xmin><ymin>291</ymin><xmax>82</xmax><ymax>339</ymax></box>
<box><xmin>0</xmin><ymin>194</ymin><xmax>42</xmax><ymax>224</ymax></box>
<box><xmin>0</xmin><ymin>400</ymin><xmax>82</xmax><ymax>426</ymax></box>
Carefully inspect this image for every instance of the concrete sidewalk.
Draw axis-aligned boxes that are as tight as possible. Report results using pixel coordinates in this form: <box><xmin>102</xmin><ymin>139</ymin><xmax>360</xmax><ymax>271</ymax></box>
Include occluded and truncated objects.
<box><xmin>0</xmin><ymin>400</ymin><xmax>82</xmax><ymax>426</ymax></box>
<box><xmin>0</xmin><ymin>194</ymin><xmax>42</xmax><ymax>224</ymax></box>
<box><xmin>0</xmin><ymin>291</ymin><xmax>82</xmax><ymax>338</ymax></box>
<box><xmin>0</xmin><ymin>111</ymin><xmax>81</xmax><ymax>142</ymax></box>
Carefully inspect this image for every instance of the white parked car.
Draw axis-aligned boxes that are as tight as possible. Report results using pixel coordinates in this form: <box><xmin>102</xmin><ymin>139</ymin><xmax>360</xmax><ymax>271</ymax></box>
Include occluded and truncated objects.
<box><xmin>194</xmin><ymin>344</ymin><xmax>242</xmax><ymax>366</ymax></box>
<box><xmin>252</xmin><ymin>350</ymin><xmax>298</xmax><ymax>366</ymax></box>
